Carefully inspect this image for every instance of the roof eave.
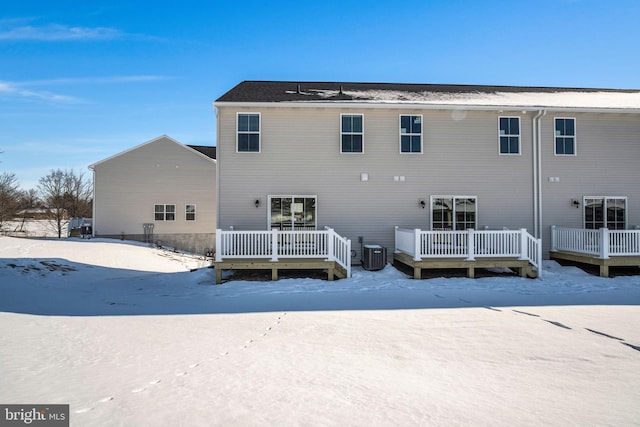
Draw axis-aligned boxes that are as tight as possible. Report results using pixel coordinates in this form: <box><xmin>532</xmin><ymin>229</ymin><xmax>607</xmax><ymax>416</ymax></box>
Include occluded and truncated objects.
<box><xmin>213</xmin><ymin>101</ymin><xmax>640</xmax><ymax>114</ymax></box>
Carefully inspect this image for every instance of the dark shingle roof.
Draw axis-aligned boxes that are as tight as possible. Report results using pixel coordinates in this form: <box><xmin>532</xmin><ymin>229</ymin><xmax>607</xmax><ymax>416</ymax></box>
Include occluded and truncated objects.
<box><xmin>215</xmin><ymin>80</ymin><xmax>639</xmax><ymax>104</ymax></box>
<box><xmin>188</xmin><ymin>145</ymin><xmax>216</xmax><ymax>159</ymax></box>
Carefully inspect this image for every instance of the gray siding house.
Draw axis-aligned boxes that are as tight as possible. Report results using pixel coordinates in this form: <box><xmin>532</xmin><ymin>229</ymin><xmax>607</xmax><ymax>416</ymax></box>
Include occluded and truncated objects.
<box><xmin>90</xmin><ymin>135</ymin><xmax>217</xmax><ymax>254</ymax></box>
<box><xmin>213</xmin><ymin>81</ymin><xmax>640</xmax><ymax>276</ymax></box>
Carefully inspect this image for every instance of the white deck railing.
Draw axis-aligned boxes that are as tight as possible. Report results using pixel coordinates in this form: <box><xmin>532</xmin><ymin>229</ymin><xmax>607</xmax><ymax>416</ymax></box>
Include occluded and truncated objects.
<box><xmin>551</xmin><ymin>226</ymin><xmax>640</xmax><ymax>258</ymax></box>
<box><xmin>395</xmin><ymin>227</ymin><xmax>542</xmax><ymax>273</ymax></box>
<box><xmin>215</xmin><ymin>227</ymin><xmax>351</xmax><ymax>277</ymax></box>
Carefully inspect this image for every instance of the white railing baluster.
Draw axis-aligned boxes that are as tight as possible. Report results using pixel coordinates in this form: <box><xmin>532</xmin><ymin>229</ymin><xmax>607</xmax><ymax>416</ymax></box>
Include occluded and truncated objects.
<box><xmin>215</xmin><ymin>228</ymin><xmax>352</xmax><ymax>278</ymax></box>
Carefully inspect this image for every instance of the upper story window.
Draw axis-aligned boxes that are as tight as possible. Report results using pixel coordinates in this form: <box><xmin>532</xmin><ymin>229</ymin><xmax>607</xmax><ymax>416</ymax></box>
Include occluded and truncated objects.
<box><xmin>237</xmin><ymin>113</ymin><xmax>260</xmax><ymax>152</ymax></box>
<box><xmin>341</xmin><ymin>114</ymin><xmax>363</xmax><ymax>153</ymax></box>
<box><xmin>400</xmin><ymin>115</ymin><xmax>423</xmax><ymax>153</ymax></box>
<box><xmin>555</xmin><ymin>118</ymin><xmax>576</xmax><ymax>155</ymax></box>
<box><xmin>499</xmin><ymin>117</ymin><xmax>520</xmax><ymax>155</ymax></box>
<box><xmin>186</xmin><ymin>204</ymin><xmax>196</xmax><ymax>221</ymax></box>
<box><xmin>154</xmin><ymin>204</ymin><xmax>175</xmax><ymax>221</ymax></box>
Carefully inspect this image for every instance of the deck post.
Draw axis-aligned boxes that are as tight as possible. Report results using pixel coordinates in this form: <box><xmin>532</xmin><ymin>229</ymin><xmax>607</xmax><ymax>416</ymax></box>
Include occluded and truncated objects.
<box><xmin>599</xmin><ymin>228</ymin><xmax>610</xmax><ymax>259</ymax></box>
<box><xmin>519</xmin><ymin>228</ymin><xmax>528</xmax><ymax>260</ymax></box>
<box><xmin>215</xmin><ymin>229</ymin><xmax>222</xmax><ymax>262</ymax></box>
<box><xmin>550</xmin><ymin>225</ymin><xmax>557</xmax><ymax>252</ymax></box>
<box><xmin>327</xmin><ymin>228</ymin><xmax>335</xmax><ymax>261</ymax></box>
<box><xmin>394</xmin><ymin>226</ymin><xmax>399</xmax><ymax>253</ymax></box>
<box><xmin>270</xmin><ymin>228</ymin><xmax>279</xmax><ymax>262</ymax></box>
<box><xmin>413</xmin><ymin>229</ymin><xmax>421</xmax><ymax>261</ymax></box>
<box><xmin>466</xmin><ymin>228</ymin><xmax>475</xmax><ymax>261</ymax></box>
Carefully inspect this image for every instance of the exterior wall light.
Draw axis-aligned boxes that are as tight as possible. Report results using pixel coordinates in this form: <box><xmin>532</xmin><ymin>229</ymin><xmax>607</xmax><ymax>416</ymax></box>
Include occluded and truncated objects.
<box><xmin>419</xmin><ymin>200</ymin><xmax>426</xmax><ymax>209</ymax></box>
<box><xmin>255</xmin><ymin>199</ymin><xmax>260</xmax><ymax>208</ymax></box>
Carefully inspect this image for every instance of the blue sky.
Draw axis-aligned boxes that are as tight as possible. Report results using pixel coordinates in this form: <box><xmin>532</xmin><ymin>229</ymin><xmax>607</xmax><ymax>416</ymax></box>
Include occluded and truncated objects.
<box><xmin>1</xmin><ymin>0</ymin><xmax>639</xmax><ymax>189</ymax></box>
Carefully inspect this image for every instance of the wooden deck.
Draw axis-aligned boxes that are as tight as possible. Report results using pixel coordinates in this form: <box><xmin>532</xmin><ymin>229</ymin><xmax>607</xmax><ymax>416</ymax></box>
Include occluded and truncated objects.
<box><xmin>212</xmin><ymin>258</ymin><xmax>348</xmax><ymax>284</ymax></box>
<box><xmin>550</xmin><ymin>251</ymin><xmax>640</xmax><ymax>277</ymax></box>
<box><xmin>393</xmin><ymin>252</ymin><xmax>538</xmax><ymax>279</ymax></box>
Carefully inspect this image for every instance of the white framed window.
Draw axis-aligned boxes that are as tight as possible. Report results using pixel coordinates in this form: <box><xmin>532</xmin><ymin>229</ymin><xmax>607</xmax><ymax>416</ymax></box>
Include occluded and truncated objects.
<box><xmin>340</xmin><ymin>114</ymin><xmax>364</xmax><ymax>153</ymax></box>
<box><xmin>154</xmin><ymin>204</ymin><xmax>176</xmax><ymax>221</ymax></box>
<box><xmin>268</xmin><ymin>195</ymin><xmax>317</xmax><ymax>230</ymax></box>
<box><xmin>584</xmin><ymin>197</ymin><xmax>626</xmax><ymax>230</ymax></box>
<box><xmin>186</xmin><ymin>204</ymin><xmax>196</xmax><ymax>221</ymax></box>
<box><xmin>400</xmin><ymin>114</ymin><xmax>423</xmax><ymax>153</ymax></box>
<box><xmin>555</xmin><ymin>117</ymin><xmax>576</xmax><ymax>155</ymax></box>
<box><xmin>499</xmin><ymin>116</ymin><xmax>520</xmax><ymax>155</ymax></box>
<box><xmin>237</xmin><ymin>112</ymin><xmax>260</xmax><ymax>152</ymax></box>
<box><xmin>431</xmin><ymin>196</ymin><xmax>477</xmax><ymax>230</ymax></box>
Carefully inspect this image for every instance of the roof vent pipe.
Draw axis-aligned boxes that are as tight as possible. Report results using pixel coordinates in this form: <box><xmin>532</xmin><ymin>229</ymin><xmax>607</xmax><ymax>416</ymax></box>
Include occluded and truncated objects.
<box><xmin>339</xmin><ymin>85</ymin><xmax>344</xmax><ymax>95</ymax></box>
<box><xmin>296</xmin><ymin>84</ymin><xmax>301</xmax><ymax>94</ymax></box>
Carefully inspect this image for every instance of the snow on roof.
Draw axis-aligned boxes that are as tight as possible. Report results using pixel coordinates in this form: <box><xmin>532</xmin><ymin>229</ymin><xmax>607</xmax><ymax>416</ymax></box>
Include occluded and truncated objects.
<box><xmin>216</xmin><ymin>81</ymin><xmax>640</xmax><ymax>111</ymax></box>
<box><xmin>309</xmin><ymin>88</ymin><xmax>640</xmax><ymax>109</ymax></box>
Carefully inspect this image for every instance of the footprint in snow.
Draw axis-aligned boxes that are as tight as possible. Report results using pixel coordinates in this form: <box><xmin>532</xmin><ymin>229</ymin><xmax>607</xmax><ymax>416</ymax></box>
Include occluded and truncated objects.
<box><xmin>75</xmin><ymin>407</ymin><xmax>93</xmax><ymax>414</ymax></box>
<box><xmin>99</xmin><ymin>396</ymin><xmax>114</xmax><ymax>403</ymax></box>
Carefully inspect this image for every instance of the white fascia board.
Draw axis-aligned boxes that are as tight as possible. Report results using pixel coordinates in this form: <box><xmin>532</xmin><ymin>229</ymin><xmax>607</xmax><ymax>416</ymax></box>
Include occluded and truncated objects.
<box><xmin>213</xmin><ymin>101</ymin><xmax>640</xmax><ymax>114</ymax></box>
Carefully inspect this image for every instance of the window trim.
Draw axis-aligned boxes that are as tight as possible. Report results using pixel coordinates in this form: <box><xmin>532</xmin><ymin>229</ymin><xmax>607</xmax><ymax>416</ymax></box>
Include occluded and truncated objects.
<box><xmin>399</xmin><ymin>114</ymin><xmax>423</xmax><ymax>154</ymax></box>
<box><xmin>186</xmin><ymin>204</ymin><xmax>196</xmax><ymax>221</ymax></box>
<box><xmin>430</xmin><ymin>195</ymin><xmax>478</xmax><ymax>231</ymax></box>
<box><xmin>498</xmin><ymin>116</ymin><xmax>521</xmax><ymax>155</ymax></box>
<box><xmin>583</xmin><ymin>196</ymin><xmax>627</xmax><ymax>230</ymax></box>
<box><xmin>154</xmin><ymin>204</ymin><xmax>176</xmax><ymax>221</ymax></box>
<box><xmin>554</xmin><ymin>117</ymin><xmax>577</xmax><ymax>156</ymax></box>
<box><xmin>236</xmin><ymin>112</ymin><xmax>261</xmax><ymax>153</ymax></box>
<box><xmin>340</xmin><ymin>113</ymin><xmax>364</xmax><ymax>154</ymax></box>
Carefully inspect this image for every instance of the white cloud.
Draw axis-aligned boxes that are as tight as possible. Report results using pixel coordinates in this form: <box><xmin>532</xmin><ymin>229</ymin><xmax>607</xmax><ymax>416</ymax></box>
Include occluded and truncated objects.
<box><xmin>0</xmin><ymin>80</ymin><xmax>83</xmax><ymax>103</ymax></box>
<box><xmin>0</xmin><ymin>23</ymin><xmax>123</xmax><ymax>41</ymax></box>
<box><xmin>0</xmin><ymin>75</ymin><xmax>169</xmax><ymax>104</ymax></box>
<box><xmin>24</xmin><ymin>75</ymin><xmax>171</xmax><ymax>86</ymax></box>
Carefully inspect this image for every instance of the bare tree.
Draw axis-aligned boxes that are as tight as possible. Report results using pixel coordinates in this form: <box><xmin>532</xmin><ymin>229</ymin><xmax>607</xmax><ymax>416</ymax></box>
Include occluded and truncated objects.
<box><xmin>0</xmin><ymin>172</ymin><xmax>21</xmax><ymax>229</ymax></box>
<box><xmin>64</xmin><ymin>170</ymin><xmax>93</xmax><ymax>219</ymax></box>
<box><xmin>38</xmin><ymin>169</ymin><xmax>93</xmax><ymax>238</ymax></box>
<box><xmin>15</xmin><ymin>188</ymin><xmax>41</xmax><ymax>232</ymax></box>
<box><xmin>39</xmin><ymin>170</ymin><xmax>68</xmax><ymax>238</ymax></box>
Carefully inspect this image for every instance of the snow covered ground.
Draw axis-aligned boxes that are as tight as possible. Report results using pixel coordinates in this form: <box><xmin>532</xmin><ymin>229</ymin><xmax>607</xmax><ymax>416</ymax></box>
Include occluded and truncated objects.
<box><xmin>1</xmin><ymin>235</ymin><xmax>640</xmax><ymax>426</ymax></box>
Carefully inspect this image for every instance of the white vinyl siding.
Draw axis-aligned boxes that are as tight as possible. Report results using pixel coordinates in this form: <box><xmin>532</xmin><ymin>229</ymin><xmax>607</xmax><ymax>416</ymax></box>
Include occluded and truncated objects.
<box><xmin>499</xmin><ymin>116</ymin><xmax>520</xmax><ymax>155</ymax></box>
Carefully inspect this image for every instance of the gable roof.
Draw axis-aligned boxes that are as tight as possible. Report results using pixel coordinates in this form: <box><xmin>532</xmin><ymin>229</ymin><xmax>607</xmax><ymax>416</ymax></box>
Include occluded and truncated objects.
<box><xmin>187</xmin><ymin>145</ymin><xmax>216</xmax><ymax>159</ymax></box>
<box><xmin>89</xmin><ymin>135</ymin><xmax>216</xmax><ymax>169</ymax></box>
<box><xmin>215</xmin><ymin>81</ymin><xmax>640</xmax><ymax>111</ymax></box>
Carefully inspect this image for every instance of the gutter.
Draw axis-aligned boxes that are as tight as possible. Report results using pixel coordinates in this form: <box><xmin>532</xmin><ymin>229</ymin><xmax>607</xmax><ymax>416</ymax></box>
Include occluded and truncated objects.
<box><xmin>213</xmin><ymin>101</ymin><xmax>640</xmax><ymax>115</ymax></box>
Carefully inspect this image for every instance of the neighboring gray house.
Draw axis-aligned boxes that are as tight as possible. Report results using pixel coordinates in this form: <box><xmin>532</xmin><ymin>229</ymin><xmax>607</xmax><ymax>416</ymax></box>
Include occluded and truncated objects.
<box><xmin>90</xmin><ymin>135</ymin><xmax>217</xmax><ymax>254</ymax></box>
<box><xmin>212</xmin><ymin>81</ymin><xmax>640</xmax><ymax>277</ymax></box>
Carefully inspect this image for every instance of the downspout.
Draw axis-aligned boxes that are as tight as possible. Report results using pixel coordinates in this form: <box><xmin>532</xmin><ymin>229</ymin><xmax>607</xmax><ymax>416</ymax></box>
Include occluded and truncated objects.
<box><xmin>89</xmin><ymin>165</ymin><xmax>96</xmax><ymax>238</ymax></box>
<box><xmin>532</xmin><ymin>109</ymin><xmax>546</xmax><ymax>238</ymax></box>
<box><xmin>214</xmin><ymin>105</ymin><xmax>220</xmax><ymax>231</ymax></box>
